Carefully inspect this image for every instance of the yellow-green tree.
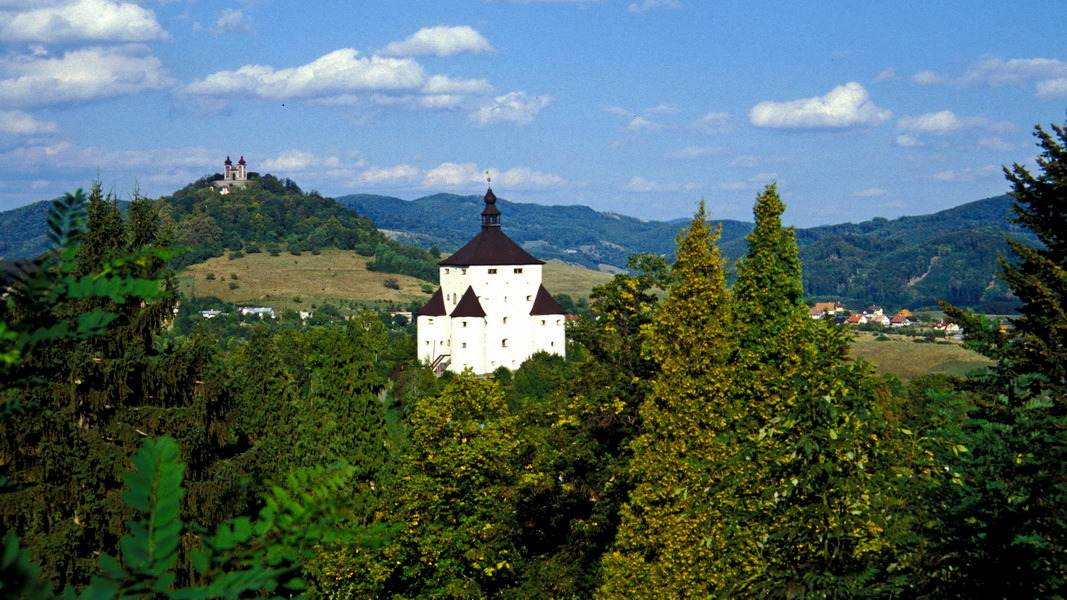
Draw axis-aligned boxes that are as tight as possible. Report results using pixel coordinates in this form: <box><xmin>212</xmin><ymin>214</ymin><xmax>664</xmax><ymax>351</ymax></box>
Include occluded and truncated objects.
<box><xmin>599</xmin><ymin>202</ymin><xmax>739</xmax><ymax>598</ymax></box>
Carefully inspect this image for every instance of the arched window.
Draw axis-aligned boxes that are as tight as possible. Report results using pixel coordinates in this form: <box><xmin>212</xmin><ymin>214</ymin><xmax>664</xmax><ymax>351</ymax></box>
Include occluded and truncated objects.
<box><xmin>502</xmin><ymin>339</ymin><xmax>508</xmax><ymax>347</ymax></box>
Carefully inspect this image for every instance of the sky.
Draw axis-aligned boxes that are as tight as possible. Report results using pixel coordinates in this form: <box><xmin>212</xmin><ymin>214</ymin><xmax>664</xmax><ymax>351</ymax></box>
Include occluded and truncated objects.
<box><xmin>1</xmin><ymin>1</ymin><xmax>1066</xmax><ymax>227</ymax></box>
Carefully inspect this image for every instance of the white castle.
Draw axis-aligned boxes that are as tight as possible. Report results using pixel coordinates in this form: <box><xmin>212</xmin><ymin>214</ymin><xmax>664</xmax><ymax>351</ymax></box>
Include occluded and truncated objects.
<box><xmin>416</xmin><ymin>187</ymin><xmax>567</xmax><ymax>374</ymax></box>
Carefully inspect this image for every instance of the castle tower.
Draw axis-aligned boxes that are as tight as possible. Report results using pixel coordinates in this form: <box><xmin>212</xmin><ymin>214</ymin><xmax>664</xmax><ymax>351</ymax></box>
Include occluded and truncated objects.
<box><xmin>416</xmin><ymin>187</ymin><xmax>566</xmax><ymax>374</ymax></box>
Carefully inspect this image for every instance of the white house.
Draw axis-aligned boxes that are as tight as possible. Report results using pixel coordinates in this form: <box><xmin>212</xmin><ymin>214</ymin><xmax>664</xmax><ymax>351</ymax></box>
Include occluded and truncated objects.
<box><xmin>416</xmin><ymin>187</ymin><xmax>566</xmax><ymax>375</ymax></box>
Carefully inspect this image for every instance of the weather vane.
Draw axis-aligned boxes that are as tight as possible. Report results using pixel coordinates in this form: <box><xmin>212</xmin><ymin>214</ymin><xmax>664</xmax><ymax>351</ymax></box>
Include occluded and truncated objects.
<box><xmin>486</xmin><ymin>170</ymin><xmax>491</xmax><ymax>187</ymax></box>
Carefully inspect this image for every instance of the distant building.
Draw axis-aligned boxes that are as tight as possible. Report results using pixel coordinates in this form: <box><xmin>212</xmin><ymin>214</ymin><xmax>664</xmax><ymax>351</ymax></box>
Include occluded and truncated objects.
<box><xmin>415</xmin><ymin>187</ymin><xmax>566</xmax><ymax>375</ymax></box>
<box><xmin>213</xmin><ymin>156</ymin><xmax>248</xmax><ymax>193</ymax></box>
<box><xmin>239</xmin><ymin>306</ymin><xmax>275</xmax><ymax>319</ymax></box>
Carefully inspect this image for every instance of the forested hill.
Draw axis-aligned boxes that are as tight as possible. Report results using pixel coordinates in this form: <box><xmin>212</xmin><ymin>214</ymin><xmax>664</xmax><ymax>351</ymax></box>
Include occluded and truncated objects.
<box><xmin>0</xmin><ymin>174</ymin><xmax>441</xmax><ymax>282</ymax></box>
<box><xmin>337</xmin><ymin>192</ymin><xmax>752</xmax><ymax>272</ymax></box>
<box><xmin>339</xmin><ymin>192</ymin><xmax>1033</xmax><ymax>311</ymax></box>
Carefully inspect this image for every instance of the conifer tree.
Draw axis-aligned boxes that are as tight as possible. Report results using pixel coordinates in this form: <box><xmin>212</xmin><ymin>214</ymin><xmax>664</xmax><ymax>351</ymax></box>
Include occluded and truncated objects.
<box><xmin>599</xmin><ymin>202</ymin><xmax>738</xmax><ymax>598</ymax></box>
<box><xmin>931</xmin><ymin>120</ymin><xmax>1067</xmax><ymax>598</ymax></box>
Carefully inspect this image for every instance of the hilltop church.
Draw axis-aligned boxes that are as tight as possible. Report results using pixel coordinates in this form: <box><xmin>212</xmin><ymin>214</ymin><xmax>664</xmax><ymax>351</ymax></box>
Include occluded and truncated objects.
<box><xmin>416</xmin><ymin>187</ymin><xmax>566</xmax><ymax>374</ymax></box>
<box><xmin>212</xmin><ymin>156</ymin><xmax>248</xmax><ymax>193</ymax></box>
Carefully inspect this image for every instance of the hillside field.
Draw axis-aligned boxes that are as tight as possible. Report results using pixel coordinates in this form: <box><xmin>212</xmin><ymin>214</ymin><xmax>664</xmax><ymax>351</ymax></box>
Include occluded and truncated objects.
<box><xmin>848</xmin><ymin>330</ymin><xmax>993</xmax><ymax>380</ymax></box>
<box><xmin>177</xmin><ymin>251</ymin><xmax>615</xmax><ymax>310</ymax></box>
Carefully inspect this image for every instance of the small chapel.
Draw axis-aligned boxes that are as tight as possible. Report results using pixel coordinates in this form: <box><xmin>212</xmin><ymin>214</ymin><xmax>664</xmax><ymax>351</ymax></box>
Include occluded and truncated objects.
<box><xmin>415</xmin><ymin>187</ymin><xmax>566</xmax><ymax>374</ymax></box>
<box><xmin>212</xmin><ymin>156</ymin><xmax>248</xmax><ymax>193</ymax></box>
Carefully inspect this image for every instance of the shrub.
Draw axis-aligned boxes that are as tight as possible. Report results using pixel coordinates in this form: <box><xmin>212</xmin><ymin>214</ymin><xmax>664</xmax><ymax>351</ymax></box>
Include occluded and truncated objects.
<box><xmin>230</xmin><ymin>273</ymin><xmax>239</xmax><ymax>280</ymax></box>
<box><xmin>228</xmin><ymin>251</ymin><xmax>244</xmax><ymax>260</ymax></box>
<box><xmin>384</xmin><ymin>277</ymin><xmax>401</xmax><ymax>290</ymax></box>
<box><xmin>229</xmin><ymin>282</ymin><xmax>240</xmax><ymax>290</ymax></box>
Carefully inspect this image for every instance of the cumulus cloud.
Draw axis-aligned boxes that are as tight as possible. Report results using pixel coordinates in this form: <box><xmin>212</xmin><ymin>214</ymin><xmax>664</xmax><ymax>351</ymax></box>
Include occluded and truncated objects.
<box><xmin>0</xmin><ymin>0</ymin><xmax>168</xmax><ymax>43</ymax></box>
<box><xmin>183</xmin><ymin>49</ymin><xmax>426</xmax><ymax>99</ymax></box>
<box><xmin>897</xmin><ymin>110</ymin><xmax>1016</xmax><ymax>136</ymax></box>
<box><xmin>622</xmin><ymin>176</ymin><xmax>696</xmax><ymax>193</ymax></box>
<box><xmin>378</xmin><ymin>26</ymin><xmax>493</xmax><ymax>58</ymax></box>
<box><xmin>977</xmin><ymin>137</ymin><xmax>1013</xmax><ymax>152</ymax></box>
<box><xmin>749</xmin><ymin>82</ymin><xmax>892</xmax><ymax>129</ymax></box>
<box><xmin>874</xmin><ymin>67</ymin><xmax>899</xmax><ymax>83</ymax></box>
<box><xmin>626</xmin><ymin>116</ymin><xmax>663</xmax><ymax>131</ymax></box>
<box><xmin>932</xmin><ymin>165</ymin><xmax>1000</xmax><ymax>183</ymax></box>
<box><xmin>469</xmin><ymin>91</ymin><xmax>551</xmax><ymax>126</ymax></box>
<box><xmin>720</xmin><ymin>173</ymin><xmax>777</xmax><ymax>191</ymax></box>
<box><xmin>422</xmin><ymin>74</ymin><xmax>493</xmax><ymax>95</ymax></box>
<box><xmin>0</xmin><ymin>45</ymin><xmax>175</xmax><ymax>107</ymax></box>
<box><xmin>0</xmin><ymin>110</ymin><xmax>58</xmax><ymax>135</ymax></box>
<box><xmin>214</xmin><ymin>8</ymin><xmax>252</xmax><ymax>35</ymax></box>
<box><xmin>628</xmin><ymin>0</ymin><xmax>682</xmax><ymax>12</ymax></box>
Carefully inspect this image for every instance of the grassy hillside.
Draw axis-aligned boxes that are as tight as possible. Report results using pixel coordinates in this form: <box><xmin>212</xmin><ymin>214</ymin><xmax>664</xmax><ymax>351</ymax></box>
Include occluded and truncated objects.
<box><xmin>178</xmin><ymin>249</ymin><xmax>432</xmax><ymax>310</ymax></box>
<box><xmin>178</xmin><ymin>251</ymin><xmax>614</xmax><ymax>312</ymax></box>
<box><xmin>848</xmin><ymin>331</ymin><xmax>993</xmax><ymax>380</ymax></box>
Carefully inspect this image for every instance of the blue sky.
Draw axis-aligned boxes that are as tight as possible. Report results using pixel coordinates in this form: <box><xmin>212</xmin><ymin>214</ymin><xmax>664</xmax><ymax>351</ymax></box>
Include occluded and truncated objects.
<box><xmin>1</xmin><ymin>1</ymin><xmax>1065</xmax><ymax>227</ymax></box>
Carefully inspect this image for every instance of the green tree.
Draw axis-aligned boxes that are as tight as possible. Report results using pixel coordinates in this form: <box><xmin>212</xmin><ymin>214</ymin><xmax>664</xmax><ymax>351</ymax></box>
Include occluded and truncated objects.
<box><xmin>931</xmin><ymin>120</ymin><xmax>1067</xmax><ymax>598</ymax></box>
<box><xmin>370</xmin><ymin>373</ymin><xmax>539</xmax><ymax>599</ymax></box>
<box><xmin>599</xmin><ymin>203</ymin><xmax>737</xmax><ymax>598</ymax></box>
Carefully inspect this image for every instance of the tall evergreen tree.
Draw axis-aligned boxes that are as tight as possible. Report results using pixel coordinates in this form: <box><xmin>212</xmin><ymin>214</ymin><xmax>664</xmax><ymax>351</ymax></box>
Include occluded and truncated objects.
<box><xmin>599</xmin><ymin>203</ymin><xmax>738</xmax><ymax>598</ymax></box>
<box><xmin>931</xmin><ymin>120</ymin><xmax>1067</xmax><ymax>598</ymax></box>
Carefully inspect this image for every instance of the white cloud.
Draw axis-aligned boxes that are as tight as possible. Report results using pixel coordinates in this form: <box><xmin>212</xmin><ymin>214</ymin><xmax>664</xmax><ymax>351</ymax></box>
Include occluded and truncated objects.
<box><xmin>874</xmin><ymin>67</ymin><xmax>899</xmax><ymax>83</ymax></box>
<box><xmin>0</xmin><ymin>45</ymin><xmax>175</xmax><ymax>107</ymax></box>
<box><xmin>353</xmin><ymin>164</ymin><xmax>422</xmax><ymax>185</ymax></box>
<box><xmin>1037</xmin><ymin>78</ymin><xmax>1067</xmax><ymax>98</ymax></box>
<box><xmin>422</xmin><ymin>74</ymin><xmax>493</xmax><ymax>95</ymax></box>
<box><xmin>897</xmin><ymin>110</ymin><xmax>1016</xmax><ymax>136</ymax></box>
<box><xmin>626</xmin><ymin>116</ymin><xmax>663</xmax><ymax>131</ymax></box>
<box><xmin>214</xmin><ymin>8</ymin><xmax>251</xmax><ymax>35</ymax></box>
<box><xmin>416</xmin><ymin>162</ymin><xmax>566</xmax><ymax>189</ymax></box>
<box><xmin>667</xmin><ymin>145</ymin><xmax>720</xmax><ymax>160</ymax></box>
<box><xmin>622</xmin><ymin>176</ymin><xmax>696</xmax><ymax>193</ymax></box>
<box><xmin>932</xmin><ymin>165</ymin><xmax>1000</xmax><ymax>183</ymax></box>
<box><xmin>183</xmin><ymin>49</ymin><xmax>426</xmax><ymax>99</ymax></box>
<box><xmin>261</xmin><ymin>150</ymin><xmax>321</xmax><ymax>172</ymax></box>
<box><xmin>730</xmin><ymin>155</ymin><xmax>789</xmax><ymax>168</ymax></box>
<box><xmin>469</xmin><ymin>91</ymin><xmax>551</xmax><ymax>126</ymax></box>
<box><xmin>911</xmin><ymin>70</ymin><xmax>947</xmax><ymax>85</ymax></box>
<box><xmin>914</xmin><ymin>57</ymin><xmax>1067</xmax><ymax>98</ymax></box>
<box><xmin>894</xmin><ymin>135</ymin><xmax>923</xmax><ymax>148</ymax></box>
<box><xmin>0</xmin><ymin>0</ymin><xmax>168</xmax><ymax>43</ymax></box>
<box><xmin>0</xmin><ymin>141</ymin><xmax>218</xmax><ymax>171</ymax></box>
<box><xmin>854</xmin><ymin>188</ymin><xmax>888</xmax><ymax>197</ymax></box>
<box><xmin>977</xmin><ymin>137</ymin><xmax>1013</xmax><ymax>152</ymax></box>
<box><xmin>0</xmin><ymin>110</ymin><xmax>57</xmax><ymax>135</ymax></box>
<box><xmin>749</xmin><ymin>82</ymin><xmax>892</xmax><ymax>129</ymax></box>
<box><xmin>378</xmin><ymin>26</ymin><xmax>493</xmax><ymax>58</ymax></box>
<box><xmin>628</xmin><ymin>0</ymin><xmax>682</xmax><ymax>12</ymax></box>
<box><xmin>690</xmin><ymin>111</ymin><xmax>732</xmax><ymax>134</ymax></box>
<box><xmin>720</xmin><ymin>172</ymin><xmax>777</xmax><ymax>191</ymax></box>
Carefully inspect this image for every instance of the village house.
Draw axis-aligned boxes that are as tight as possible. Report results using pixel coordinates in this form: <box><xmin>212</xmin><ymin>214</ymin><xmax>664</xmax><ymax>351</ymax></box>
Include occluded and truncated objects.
<box><xmin>415</xmin><ymin>186</ymin><xmax>566</xmax><ymax>375</ymax></box>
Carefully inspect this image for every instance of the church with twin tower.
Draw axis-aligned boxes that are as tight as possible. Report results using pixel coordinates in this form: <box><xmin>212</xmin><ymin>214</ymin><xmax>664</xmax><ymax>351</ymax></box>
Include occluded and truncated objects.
<box><xmin>416</xmin><ymin>187</ymin><xmax>566</xmax><ymax>374</ymax></box>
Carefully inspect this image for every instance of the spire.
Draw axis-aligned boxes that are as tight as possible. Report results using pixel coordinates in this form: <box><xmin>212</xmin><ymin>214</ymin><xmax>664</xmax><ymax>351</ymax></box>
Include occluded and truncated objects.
<box><xmin>224</xmin><ymin>155</ymin><xmax>232</xmax><ymax>166</ymax></box>
<box><xmin>481</xmin><ymin>187</ymin><xmax>501</xmax><ymax>229</ymax></box>
<box><xmin>238</xmin><ymin>156</ymin><xmax>246</xmax><ymax>165</ymax></box>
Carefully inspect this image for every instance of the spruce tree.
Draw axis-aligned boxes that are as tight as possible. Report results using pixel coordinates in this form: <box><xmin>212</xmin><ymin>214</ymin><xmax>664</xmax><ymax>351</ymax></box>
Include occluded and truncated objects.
<box><xmin>599</xmin><ymin>202</ymin><xmax>738</xmax><ymax>598</ymax></box>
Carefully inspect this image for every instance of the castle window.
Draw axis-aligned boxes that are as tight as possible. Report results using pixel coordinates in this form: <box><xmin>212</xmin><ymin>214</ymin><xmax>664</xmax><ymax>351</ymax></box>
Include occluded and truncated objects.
<box><xmin>427</xmin><ymin>318</ymin><xmax>434</xmax><ymax>324</ymax></box>
<box><xmin>488</xmin><ymin>268</ymin><xmax>498</xmax><ymax>274</ymax></box>
<box><xmin>527</xmin><ymin>295</ymin><xmax>533</xmax><ymax>301</ymax></box>
<box><xmin>541</xmin><ymin>319</ymin><xmax>546</xmax><ymax>325</ymax></box>
<box><xmin>462</xmin><ymin>321</ymin><xmax>467</xmax><ymax>328</ymax></box>
<box><xmin>551</xmin><ymin>341</ymin><xmax>556</xmax><ymax>347</ymax></box>
<box><xmin>514</xmin><ymin>268</ymin><xmax>523</xmax><ymax>274</ymax></box>
<box><xmin>462</xmin><ymin>342</ymin><xmax>467</xmax><ymax>348</ymax></box>
<box><xmin>502</xmin><ymin>339</ymin><xmax>508</xmax><ymax>347</ymax></box>
<box><xmin>557</xmin><ymin>319</ymin><xmax>562</xmax><ymax>325</ymax></box>
<box><xmin>444</xmin><ymin>268</ymin><xmax>450</xmax><ymax>274</ymax></box>
<box><xmin>461</xmin><ymin>269</ymin><xmax>467</xmax><ymax>275</ymax></box>
<box><xmin>503</xmin><ymin>317</ymin><xmax>508</xmax><ymax>324</ymax></box>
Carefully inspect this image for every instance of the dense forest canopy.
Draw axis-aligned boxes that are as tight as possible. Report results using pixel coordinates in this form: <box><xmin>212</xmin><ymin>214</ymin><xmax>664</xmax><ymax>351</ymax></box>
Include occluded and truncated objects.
<box><xmin>2</xmin><ymin>119</ymin><xmax>1066</xmax><ymax>599</ymax></box>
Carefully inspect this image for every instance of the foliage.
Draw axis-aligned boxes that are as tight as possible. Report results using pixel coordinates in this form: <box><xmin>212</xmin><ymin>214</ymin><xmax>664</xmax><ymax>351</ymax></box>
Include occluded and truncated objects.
<box><xmin>600</xmin><ymin>202</ymin><xmax>737</xmax><ymax>598</ymax></box>
<box><xmin>931</xmin><ymin>120</ymin><xmax>1067</xmax><ymax>598</ymax></box>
